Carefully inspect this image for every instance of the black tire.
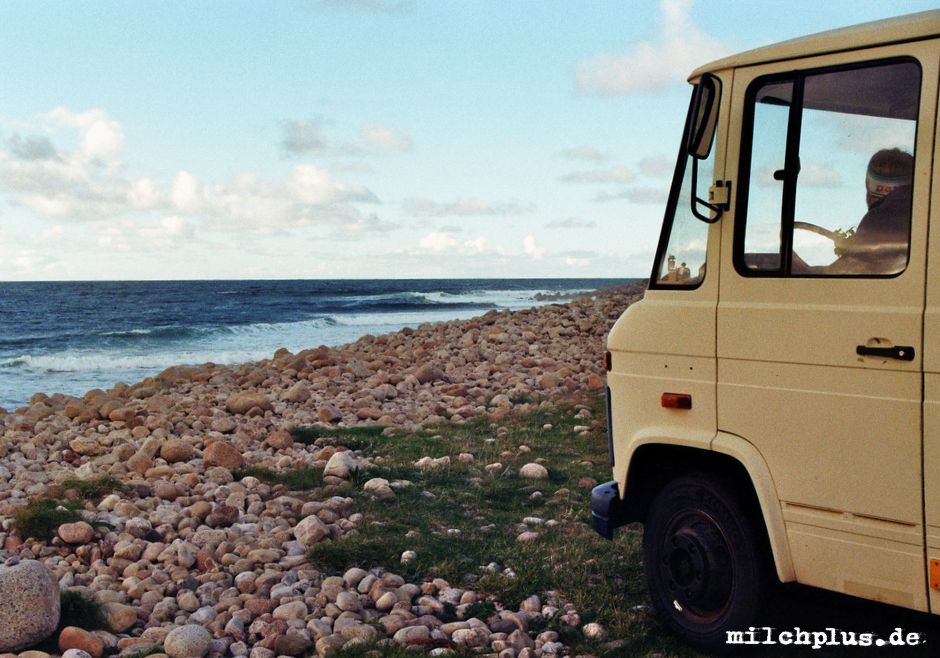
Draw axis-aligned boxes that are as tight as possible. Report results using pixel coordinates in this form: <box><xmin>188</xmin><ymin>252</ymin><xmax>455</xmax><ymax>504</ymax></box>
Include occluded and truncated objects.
<box><xmin>643</xmin><ymin>472</ymin><xmax>766</xmax><ymax>651</ymax></box>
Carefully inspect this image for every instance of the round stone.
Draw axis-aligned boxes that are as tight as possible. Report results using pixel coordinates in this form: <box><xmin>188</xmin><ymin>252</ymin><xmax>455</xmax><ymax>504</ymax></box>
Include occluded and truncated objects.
<box><xmin>58</xmin><ymin>627</ymin><xmax>103</xmax><ymax>658</ymax></box>
<box><xmin>0</xmin><ymin>560</ymin><xmax>60</xmax><ymax>652</ymax></box>
<box><xmin>57</xmin><ymin>522</ymin><xmax>94</xmax><ymax>544</ymax></box>
<box><xmin>101</xmin><ymin>602</ymin><xmax>137</xmax><ymax>633</ymax></box>
<box><xmin>519</xmin><ymin>463</ymin><xmax>549</xmax><ymax>479</ymax></box>
<box><xmin>335</xmin><ymin>591</ymin><xmax>361</xmax><ymax>612</ymax></box>
<box><xmin>164</xmin><ymin>624</ymin><xmax>211</xmax><ymax>658</ymax></box>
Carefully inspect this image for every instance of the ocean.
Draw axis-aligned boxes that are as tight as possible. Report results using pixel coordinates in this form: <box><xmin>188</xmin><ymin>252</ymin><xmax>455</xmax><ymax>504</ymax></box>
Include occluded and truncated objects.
<box><xmin>0</xmin><ymin>278</ymin><xmax>635</xmax><ymax>411</ymax></box>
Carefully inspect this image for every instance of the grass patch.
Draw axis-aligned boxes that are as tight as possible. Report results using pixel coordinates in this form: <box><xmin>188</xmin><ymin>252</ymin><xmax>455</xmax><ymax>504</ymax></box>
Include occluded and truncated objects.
<box><xmin>289</xmin><ymin>424</ymin><xmax>385</xmax><ymax>449</ymax></box>
<box><xmin>59</xmin><ymin>590</ymin><xmax>106</xmax><ymax>630</ymax></box>
<box><xmin>13</xmin><ymin>499</ymin><xmax>86</xmax><ymax>540</ymax></box>
<box><xmin>59</xmin><ymin>475</ymin><xmax>124</xmax><ymax>501</ymax></box>
<box><xmin>233</xmin><ymin>466</ymin><xmax>323</xmax><ymax>491</ymax></box>
<box><xmin>305</xmin><ymin>395</ymin><xmax>701</xmax><ymax>656</ymax></box>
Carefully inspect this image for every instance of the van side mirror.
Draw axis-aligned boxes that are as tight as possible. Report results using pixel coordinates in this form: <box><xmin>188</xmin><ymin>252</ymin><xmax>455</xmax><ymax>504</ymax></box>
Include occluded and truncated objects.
<box><xmin>687</xmin><ymin>73</ymin><xmax>720</xmax><ymax>160</ymax></box>
<box><xmin>687</xmin><ymin>73</ymin><xmax>724</xmax><ymax>223</ymax></box>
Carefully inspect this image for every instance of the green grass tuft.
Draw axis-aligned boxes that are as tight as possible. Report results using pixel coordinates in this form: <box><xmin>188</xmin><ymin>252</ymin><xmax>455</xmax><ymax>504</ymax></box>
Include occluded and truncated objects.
<box><xmin>59</xmin><ymin>590</ymin><xmax>106</xmax><ymax>630</ymax></box>
<box><xmin>290</xmin><ymin>424</ymin><xmax>385</xmax><ymax>449</ymax></box>
<box><xmin>13</xmin><ymin>499</ymin><xmax>85</xmax><ymax>540</ymax></box>
<box><xmin>233</xmin><ymin>466</ymin><xmax>323</xmax><ymax>491</ymax></box>
<box><xmin>59</xmin><ymin>475</ymin><xmax>124</xmax><ymax>501</ymax></box>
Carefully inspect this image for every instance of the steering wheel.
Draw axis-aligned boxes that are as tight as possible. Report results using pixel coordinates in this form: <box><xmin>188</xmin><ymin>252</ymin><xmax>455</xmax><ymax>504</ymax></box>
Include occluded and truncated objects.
<box><xmin>794</xmin><ymin>220</ymin><xmax>906</xmax><ymax>275</ymax></box>
<box><xmin>793</xmin><ymin>221</ymin><xmax>849</xmax><ymax>250</ymax></box>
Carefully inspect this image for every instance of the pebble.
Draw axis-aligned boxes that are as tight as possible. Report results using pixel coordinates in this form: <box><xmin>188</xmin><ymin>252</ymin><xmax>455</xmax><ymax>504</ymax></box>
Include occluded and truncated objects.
<box><xmin>164</xmin><ymin>624</ymin><xmax>212</xmax><ymax>658</ymax></box>
<box><xmin>58</xmin><ymin>627</ymin><xmax>104</xmax><ymax>658</ymax></box>
<box><xmin>57</xmin><ymin>521</ymin><xmax>94</xmax><ymax>544</ymax></box>
<box><xmin>519</xmin><ymin>463</ymin><xmax>549</xmax><ymax>479</ymax></box>
<box><xmin>101</xmin><ymin>602</ymin><xmax>137</xmax><ymax>633</ymax></box>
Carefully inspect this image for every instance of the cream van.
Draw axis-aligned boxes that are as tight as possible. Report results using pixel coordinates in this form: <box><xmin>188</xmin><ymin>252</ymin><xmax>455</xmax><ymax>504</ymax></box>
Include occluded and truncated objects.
<box><xmin>591</xmin><ymin>9</ymin><xmax>940</xmax><ymax>650</ymax></box>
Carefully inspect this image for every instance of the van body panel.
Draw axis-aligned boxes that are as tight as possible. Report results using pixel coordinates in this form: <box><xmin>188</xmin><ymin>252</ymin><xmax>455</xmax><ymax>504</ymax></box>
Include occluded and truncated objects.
<box><xmin>714</xmin><ymin>41</ymin><xmax>938</xmax><ymax>611</ymax></box>
<box><xmin>606</xmin><ymin>352</ymin><xmax>716</xmax><ymax>488</ymax></box>
<box><xmin>785</xmin><ymin>522</ymin><xmax>926</xmax><ymax>609</ymax></box>
<box><xmin>921</xmin><ymin>56</ymin><xmax>940</xmax><ymax>614</ymax></box>
<box><xmin>690</xmin><ymin>10</ymin><xmax>940</xmax><ymax>80</ymax></box>
<box><xmin>711</xmin><ymin>431</ymin><xmax>796</xmax><ymax>581</ymax></box>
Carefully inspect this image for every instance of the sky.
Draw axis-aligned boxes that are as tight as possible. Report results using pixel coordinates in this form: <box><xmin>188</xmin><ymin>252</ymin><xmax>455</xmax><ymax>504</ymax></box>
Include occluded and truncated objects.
<box><xmin>0</xmin><ymin>0</ymin><xmax>935</xmax><ymax>281</ymax></box>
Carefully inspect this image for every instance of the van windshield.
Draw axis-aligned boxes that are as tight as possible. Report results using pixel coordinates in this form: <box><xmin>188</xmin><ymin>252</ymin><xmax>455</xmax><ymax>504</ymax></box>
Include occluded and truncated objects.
<box><xmin>652</xmin><ymin>82</ymin><xmax>717</xmax><ymax>287</ymax></box>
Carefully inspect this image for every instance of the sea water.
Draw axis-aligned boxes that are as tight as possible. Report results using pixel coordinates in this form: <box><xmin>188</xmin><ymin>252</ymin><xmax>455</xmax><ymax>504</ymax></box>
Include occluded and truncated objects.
<box><xmin>0</xmin><ymin>278</ymin><xmax>635</xmax><ymax>410</ymax></box>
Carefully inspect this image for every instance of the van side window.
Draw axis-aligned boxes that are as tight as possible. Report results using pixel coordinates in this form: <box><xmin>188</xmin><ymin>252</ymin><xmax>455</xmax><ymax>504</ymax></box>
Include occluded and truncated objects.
<box><xmin>735</xmin><ymin>60</ymin><xmax>921</xmax><ymax>277</ymax></box>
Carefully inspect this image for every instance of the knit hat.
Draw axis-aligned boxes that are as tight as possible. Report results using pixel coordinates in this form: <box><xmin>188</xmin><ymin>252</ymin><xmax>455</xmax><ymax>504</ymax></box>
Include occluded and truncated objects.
<box><xmin>865</xmin><ymin>149</ymin><xmax>913</xmax><ymax>207</ymax></box>
<box><xmin>866</xmin><ymin>167</ymin><xmax>910</xmax><ymax>203</ymax></box>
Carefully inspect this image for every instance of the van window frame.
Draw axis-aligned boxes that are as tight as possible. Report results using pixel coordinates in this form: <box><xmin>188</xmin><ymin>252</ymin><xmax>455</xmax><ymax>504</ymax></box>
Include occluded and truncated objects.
<box><xmin>732</xmin><ymin>56</ymin><xmax>922</xmax><ymax>279</ymax></box>
<box><xmin>648</xmin><ymin>88</ymin><xmax>710</xmax><ymax>291</ymax></box>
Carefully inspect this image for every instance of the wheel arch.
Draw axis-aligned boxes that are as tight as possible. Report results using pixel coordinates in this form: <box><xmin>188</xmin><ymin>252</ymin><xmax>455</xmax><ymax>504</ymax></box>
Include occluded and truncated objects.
<box><xmin>622</xmin><ymin>434</ymin><xmax>795</xmax><ymax>583</ymax></box>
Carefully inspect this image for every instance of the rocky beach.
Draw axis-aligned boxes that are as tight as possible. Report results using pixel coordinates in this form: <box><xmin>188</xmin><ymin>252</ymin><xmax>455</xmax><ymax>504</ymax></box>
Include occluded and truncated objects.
<box><xmin>0</xmin><ymin>282</ymin><xmax>647</xmax><ymax>658</ymax></box>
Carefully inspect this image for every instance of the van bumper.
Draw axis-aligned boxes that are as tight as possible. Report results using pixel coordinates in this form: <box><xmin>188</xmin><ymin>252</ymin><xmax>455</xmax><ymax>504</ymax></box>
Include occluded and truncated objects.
<box><xmin>591</xmin><ymin>480</ymin><xmax>629</xmax><ymax>540</ymax></box>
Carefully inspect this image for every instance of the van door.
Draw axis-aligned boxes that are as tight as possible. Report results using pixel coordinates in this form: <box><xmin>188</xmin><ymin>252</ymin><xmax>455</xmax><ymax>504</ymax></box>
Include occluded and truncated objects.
<box><xmin>923</xmin><ymin>59</ymin><xmax>940</xmax><ymax>615</ymax></box>
<box><xmin>717</xmin><ymin>44</ymin><xmax>937</xmax><ymax>611</ymax></box>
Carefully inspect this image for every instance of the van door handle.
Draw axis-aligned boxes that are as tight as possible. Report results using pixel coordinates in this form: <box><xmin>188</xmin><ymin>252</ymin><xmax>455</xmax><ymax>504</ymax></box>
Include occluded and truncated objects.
<box><xmin>856</xmin><ymin>345</ymin><xmax>915</xmax><ymax>361</ymax></box>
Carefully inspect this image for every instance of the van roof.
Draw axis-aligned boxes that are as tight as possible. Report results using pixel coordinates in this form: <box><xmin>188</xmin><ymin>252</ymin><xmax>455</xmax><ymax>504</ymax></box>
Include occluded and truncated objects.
<box><xmin>690</xmin><ymin>9</ymin><xmax>940</xmax><ymax>80</ymax></box>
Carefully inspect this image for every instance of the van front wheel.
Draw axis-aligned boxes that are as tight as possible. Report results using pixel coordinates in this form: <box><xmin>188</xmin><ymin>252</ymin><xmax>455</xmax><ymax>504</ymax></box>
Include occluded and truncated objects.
<box><xmin>643</xmin><ymin>473</ymin><xmax>765</xmax><ymax>650</ymax></box>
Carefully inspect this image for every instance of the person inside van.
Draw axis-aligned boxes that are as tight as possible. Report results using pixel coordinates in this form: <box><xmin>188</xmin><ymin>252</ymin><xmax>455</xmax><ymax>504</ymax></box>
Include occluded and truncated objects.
<box><xmin>827</xmin><ymin>148</ymin><xmax>913</xmax><ymax>274</ymax></box>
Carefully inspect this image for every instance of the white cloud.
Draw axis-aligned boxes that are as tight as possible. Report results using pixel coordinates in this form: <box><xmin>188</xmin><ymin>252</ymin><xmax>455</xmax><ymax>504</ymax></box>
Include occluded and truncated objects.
<box><xmin>756</xmin><ymin>162</ymin><xmax>842</xmax><ymax>188</ymax></box>
<box><xmin>419</xmin><ymin>232</ymin><xmax>458</xmax><ymax>252</ymax></box>
<box><xmin>38</xmin><ymin>225</ymin><xmax>64</xmax><ymax>241</ymax></box>
<box><xmin>403</xmin><ymin>197</ymin><xmax>534</xmax><ymax>218</ymax></box>
<box><xmin>288</xmin><ymin>165</ymin><xmax>341</xmax><ymax>205</ymax></box>
<box><xmin>360</xmin><ymin>125</ymin><xmax>412</xmax><ymax>153</ymax></box>
<box><xmin>463</xmin><ymin>237</ymin><xmax>487</xmax><ymax>252</ymax></box>
<box><xmin>523</xmin><ymin>235</ymin><xmax>544</xmax><ymax>260</ymax></box>
<box><xmin>97</xmin><ymin>216</ymin><xmax>195</xmax><ymax>252</ymax></box>
<box><xmin>46</xmin><ymin>107</ymin><xmax>125</xmax><ymax>162</ymax></box>
<box><xmin>171</xmin><ymin>171</ymin><xmax>205</xmax><ymax>212</ymax></box>
<box><xmin>281</xmin><ymin>118</ymin><xmax>412</xmax><ymax>157</ymax></box>
<box><xmin>163</xmin><ymin>163</ymin><xmax>383</xmax><ymax>235</ymax></box>
<box><xmin>560</xmin><ymin>165</ymin><xmax>634</xmax><ymax>185</ymax></box>
<box><xmin>0</xmin><ymin>108</ymin><xmax>156</xmax><ymax>221</ymax></box>
<box><xmin>575</xmin><ymin>0</ymin><xmax>729</xmax><ymax>95</ymax></box>
<box><xmin>83</xmin><ymin>118</ymin><xmax>125</xmax><ymax>162</ymax></box>
<box><xmin>129</xmin><ymin>177</ymin><xmax>161</xmax><ymax>210</ymax></box>
<box><xmin>638</xmin><ymin>155</ymin><xmax>676</xmax><ymax>178</ymax></box>
<box><xmin>330</xmin><ymin>214</ymin><xmax>399</xmax><ymax>239</ymax></box>
<box><xmin>800</xmin><ymin>163</ymin><xmax>843</xmax><ymax>188</ymax></box>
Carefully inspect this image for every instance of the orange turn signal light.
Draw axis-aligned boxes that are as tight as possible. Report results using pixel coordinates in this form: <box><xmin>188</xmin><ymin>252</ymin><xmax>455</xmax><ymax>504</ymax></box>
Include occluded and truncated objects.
<box><xmin>661</xmin><ymin>393</ymin><xmax>692</xmax><ymax>410</ymax></box>
<box><xmin>930</xmin><ymin>559</ymin><xmax>940</xmax><ymax>590</ymax></box>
